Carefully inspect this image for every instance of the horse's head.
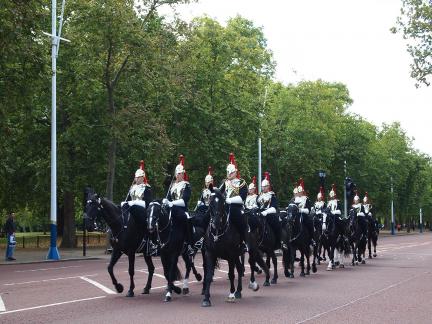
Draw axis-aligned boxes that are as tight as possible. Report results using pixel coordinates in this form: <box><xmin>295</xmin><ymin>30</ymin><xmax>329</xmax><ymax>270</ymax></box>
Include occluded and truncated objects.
<box><xmin>147</xmin><ymin>200</ymin><xmax>164</xmax><ymax>233</ymax></box>
<box><xmin>208</xmin><ymin>187</ymin><xmax>226</xmax><ymax>230</ymax></box>
<box><xmin>84</xmin><ymin>192</ymin><xmax>102</xmax><ymax>232</ymax></box>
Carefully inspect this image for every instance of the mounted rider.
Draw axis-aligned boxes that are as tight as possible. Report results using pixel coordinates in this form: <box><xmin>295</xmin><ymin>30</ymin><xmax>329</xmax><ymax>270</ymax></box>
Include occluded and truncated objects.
<box><xmin>162</xmin><ymin>154</ymin><xmax>195</xmax><ymax>255</ymax></box>
<box><xmin>363</xmin><ymin>192</ymin><xmax>373</xmax><ymax>219</ymax></box>
<box><xmin>122</xmin><ymin>160</ymin><xmax>155</xmax><ymax>254</ymax></box>
<box><xmin>313</xmin><ymin>186</ymin><xmax>326</xmax><ymax>217</ymax></box>
<box><xmin>351</xmin><ymin>190</ymin><xmax>365</xmax><ymax>217</ymax></box>
<box><xmin>197</xmin><ymin>166</ymin><xmax>214</xmax><ymax>213</ymax></box>
<box><xmin>219</xmin><ymin>152</ymin><xmax>248</xmax><ymax>251</ymax></box>
<box><xmin>257</xmin><ymin>172</ymin><xmax>285</xmax><ymax>249</ymax></box>
<box><xmin>245</xmin><ymin>176</ymin><xmax>258</xmax><ymax>210</ymax></box>
<box><xmin>294</xmin><ymin>178</ymin><xmax>315</xmax><ymax>246</ymax></box>
<box><xmin>327</xmin><ymin>184</ymin><xmax>345</xmax><ymax>268</ymax></box>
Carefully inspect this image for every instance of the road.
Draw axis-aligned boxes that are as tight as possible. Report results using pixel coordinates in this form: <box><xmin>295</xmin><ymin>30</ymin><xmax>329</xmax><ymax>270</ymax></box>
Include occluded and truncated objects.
<box><xmin>0</xmin><ymin>233</ymin><xmax>431</xmax><ymax>323</ymax></box>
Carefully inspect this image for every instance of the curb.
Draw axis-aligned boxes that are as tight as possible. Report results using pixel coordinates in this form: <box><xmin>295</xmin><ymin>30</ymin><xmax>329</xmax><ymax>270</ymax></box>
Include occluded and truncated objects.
<box><xmin>0</xmin><ymin>256</ymin><xmax>104</xmax><ymax>266</ymax></box>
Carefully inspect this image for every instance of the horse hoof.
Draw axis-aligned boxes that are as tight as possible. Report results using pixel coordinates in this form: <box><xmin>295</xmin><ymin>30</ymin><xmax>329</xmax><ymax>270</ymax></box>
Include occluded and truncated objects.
<box><xmin>289</xmin><ymin>274</ymin><xmax>294</xmax><ymax>278</ymax></box>
<box><xmin>355</xmin><ymin>261</ymin><xmax>359</xmax><ymax>265</ymax></box>
<box><xmin>182</xmin><ymin>288</ymin><xmax>189</xmax><ymax>295</ymax></box>
<box><xmin>373</xmin><ymin>253</ymin><xmax>377</xmax><ymax>257</ymax></box>
<box><xmin>234</xmin><ymin>291</ymin><xmax>242</xmax><ymax>299</ymax></box>
<box><xmin>352</xmin><ymin>262</ymin><xmax>355</xmax><ymax>266</ymax></box>
<box><xmin>248</xmin><ymin>281</ymin><xmax>259</xmax><ymax>291</ymax></box>
<box><xmin>331</xmin><ymin>265</ymin><xmax>335</xmax><ymax>270</ymax></box>
<box><xmin>322</xmin><ymin>257</ymin><xmax>327</xmax><ymax>261</ymax></box>
<box><xmin>263</xmin><ymin>280</ymin><xmax>271</xmax><ymax>287</ymax></box>
<box><xmin>339</xmin><ymin>264</ymin><xmax>345</xmax><ymax>268</ymax></box>
<box><xmin>312</xmin><ymin>265</ymin><xmax>317</xmax><ymax>273</ymax></box>
<box><xmin>368</xmin><ymin>255</ymin><xmax>372</xmax><ymax>259</ymax></box>
<box><xmin>195</xmin><ymin>273</ymin><xmax>203</xmax><ymax>282</ymax></box>
<box><xmin>317</xmin><ymin>260</ymin><xmax>321</xmax><ymax>265</ymax></box>
<box><xmin>173</xmin><ymin>286</ymin><xmax>182</xmax><ymax>295</ymax></box>
<box><xmin>284</xmin><ymin>270</ymin><xmax>290</xmax><ymax>278</ymax></box>
<box><xmin>256</xmin><ymin>268</ymin><xmax>263</xmax><ymax>275</ymax></box>
<box><xmin>225</xmin><ymin>294</ymin><xmax>236</xmax><ymax>303</ymax></box>
<box><xmin>326</xmin><ymin>267</ymin><xmax>333</xmax><ymax>271</ymax></box>
<box><xmin>300</xmin><ymin>273</ymin><xmax>305</xmax><ymax>277</ymax></box>
<box><xmin>201</xmin><ymin>289</ymin><xmax>205</xmax><ymax>295</ymax></box>
<box><xmin>306</xmin><ymin>271</ymin><xmax>310</xmax><ymax>276</ymax></box>
<box><xmin>126</xmin><ymin>290</ymin><xmax>134</xmax><ymax>297</ymax></box>
<box><xmin>115</xmin><ymin>283</ymin><xmax>124</xmax><ymax>293</ymax></box>
<box><xmin>142</xmin><ymin>287</ymin><xmax>150</xmax><ymax>294</ymax></box>
<box><xmin>271</xmin><ymin>278</ymin><xmax>277</xmax><ymax>285</ymax></box>
<box><xmin>202</xmin><ymin>300</ymin><xmax>211</xmax><ymax>307</ymax></box>
<box><xmin>361</xmin><ymin>260</ymin><xmax>366</xmax><ymax>264</ymax></box>
<box><xmin>164</xmin><ymin>295</ymin><xmax>172</xmax><ymax>302</ymax></box>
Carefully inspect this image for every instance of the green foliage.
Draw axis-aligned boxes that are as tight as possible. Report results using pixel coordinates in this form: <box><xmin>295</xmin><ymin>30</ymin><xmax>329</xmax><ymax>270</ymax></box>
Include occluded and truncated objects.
<box><xmin>0</xmin><ymin>1</ymin><xmax>431</xmax><ymax>232</ymax></box>
<box><xmin>392</xmin><ymin>0</ymin><xmax>432</xmax><ymax>87</ymax></box>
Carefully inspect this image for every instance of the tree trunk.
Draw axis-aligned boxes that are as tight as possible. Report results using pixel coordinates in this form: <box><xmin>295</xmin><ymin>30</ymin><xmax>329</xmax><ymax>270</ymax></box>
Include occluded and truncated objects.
<box><xmin>60</xmin><ymin>191</ymin><xmax>76</xmax><ymax>248</ymax></box>
<box><xmin>106</xmin><ymin>137</ymin><xmax>117</xmax><ymax>201</ymax></box>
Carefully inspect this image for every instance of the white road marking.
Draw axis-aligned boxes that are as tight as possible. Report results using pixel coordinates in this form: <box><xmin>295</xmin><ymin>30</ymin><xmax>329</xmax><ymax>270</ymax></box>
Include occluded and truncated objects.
<box><xmin>136</xmin><ymin>270</ymin><xmax>166</xmax><ymax>279</ymax></box>
<box><xmin>4</xmin><ymin>274</ymin><xmax>98</xmax><ymax>286</ymax></box>
<box><xmin>0</xmin><ymin>296</ymin><xmax>105</xmax><ymax>315</ymax></box>
<box><xmin>0</xmin><ymin>295</ymin><xmax>5</xmax><ymax>312</ymax></box>
<box><xmin>296</xmin><ymin>271</ymin><xmax>429</xmax><ymax>323</ymax></box>
<box><xmin>79</xmin><ymin>277</ymin><xmax>116</xmax><ymax>294</ymax></box>
<box><xmin>15</xmin><ymin>265</ymin><xmax>81</xmax><ymax>273</ymax></box>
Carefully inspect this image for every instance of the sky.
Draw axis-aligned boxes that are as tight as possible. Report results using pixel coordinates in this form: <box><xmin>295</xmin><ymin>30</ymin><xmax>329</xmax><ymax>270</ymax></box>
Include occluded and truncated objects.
<box><xmin>162</xmin><ymin>0</ymin><xmax>432</xmax><ymax>156</ymax></box>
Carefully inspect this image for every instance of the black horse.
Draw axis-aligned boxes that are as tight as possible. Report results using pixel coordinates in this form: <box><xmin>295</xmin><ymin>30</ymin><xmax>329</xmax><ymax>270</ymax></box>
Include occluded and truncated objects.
<box><xmin>366</xmin><ymin>216</ymin><xmax>379</xmax><ymax>259</ymax></box>
<box><xmin>84</xmin><ymin>193</ymin><xmax>155</xmax><ymax>297</ymax></box>
<box><xmin>146</xmin><ymin>200</ymin><xmax>202</xmax><ymax>301</ymax></box>
<box><xmin>312</xmin><ymin>211</ymin><xmax>329</xmax><ymax>265</ymax></box>
<box><xmin>280</xmin><ymin>210</ymin><xmax>296</xmax><ymax>278</ymax></box>
<box><xmin>247</xmin><ymin>208</ymin><xmax>278</xmax><ymax>285</ymax></box>
<box><xmin>285</xmin><ymin>203</ymin><xmax>317</xmax><ymax>277</ymax></box>
<box><xmin>201</xmin><ymin>188</ymin><xmax>268</xmax><ymax>307</ymax></box>
<box><xmin>348</xmin><ymin>209</ymin><xmax>368</xmax><ymax>265</ymax></box>
<box><xmin>322</xmin><ymin>209</ymin><xmax>351</xmax><ymax>270</ymax></box>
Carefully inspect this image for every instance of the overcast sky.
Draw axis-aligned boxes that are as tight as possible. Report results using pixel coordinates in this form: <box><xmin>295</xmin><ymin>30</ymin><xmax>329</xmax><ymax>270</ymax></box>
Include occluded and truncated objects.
<box><xmin>166</xmin><ymin>0</ymin><xmax>432</xmax><ymax>156</ymax></box>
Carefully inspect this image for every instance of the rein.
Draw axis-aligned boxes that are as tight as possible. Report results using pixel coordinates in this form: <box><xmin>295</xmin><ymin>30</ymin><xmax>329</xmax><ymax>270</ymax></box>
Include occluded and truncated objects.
<box><xmin>208</xmin><ymin>202</ymin><xmax>230</xmax><ymax>242</ymax></box>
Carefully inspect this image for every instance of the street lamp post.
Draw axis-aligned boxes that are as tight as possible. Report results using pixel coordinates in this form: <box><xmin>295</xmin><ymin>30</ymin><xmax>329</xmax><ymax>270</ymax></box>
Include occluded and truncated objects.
<box><xmin>318</xmin><ymin>170</ymin><xmax>326</xmax><ymax>190</ymax></box>
<box><xmin>419</xmin><ymin>208</ymin><xmax>423</xmax><ymax>233</ymax></box>
<box><xmin>258</xmin><ymin>87</ymin><xmax>268</xmax><ymax>193</ymax></box>
<box><xmin>344</xmin><ymin>160</ymin><xmax>347</xmax><ymax>218</ymax></box>
<box><xmin>391</xmin><ymin>176</ymin><xmax>395</xmax><ymax>235</ymax></box>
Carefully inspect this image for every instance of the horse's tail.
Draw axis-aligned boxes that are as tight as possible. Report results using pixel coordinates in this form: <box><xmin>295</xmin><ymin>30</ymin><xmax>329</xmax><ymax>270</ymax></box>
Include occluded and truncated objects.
<box><xmin>175</xmin><ymin>265</ymin><xmax>183</xmax><ymax>281</ymax></box>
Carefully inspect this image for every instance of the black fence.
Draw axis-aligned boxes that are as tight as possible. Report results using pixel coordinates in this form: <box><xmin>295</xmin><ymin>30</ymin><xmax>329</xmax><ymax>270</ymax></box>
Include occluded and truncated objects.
<box><xmin>0</xmin><ymin>233</ymin><xmax>107</xmax><ymax>249</ymax></box>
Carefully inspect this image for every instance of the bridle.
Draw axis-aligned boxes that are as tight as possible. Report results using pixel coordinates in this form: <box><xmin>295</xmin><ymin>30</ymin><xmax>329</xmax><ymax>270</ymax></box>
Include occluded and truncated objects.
<box><xmin>208</xmin><ymin>193</ymin><xmax>230</xmax><ymax>242</ymax></box>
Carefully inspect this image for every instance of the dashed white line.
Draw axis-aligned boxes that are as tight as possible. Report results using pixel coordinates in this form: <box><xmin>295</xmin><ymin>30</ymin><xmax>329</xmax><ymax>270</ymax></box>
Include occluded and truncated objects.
<box><xmin>0</xmin><ymin>295</ymin><xmax>5</xmax><ymax>312</ymax></box>
<box><xmin>0</xmin><ymin>296</ymin><xmax>105</xmax><ymax>315</ymax></box>
<box><xmin>15</xmin><ymin>265</ymin><xmax>81</xmax><ymax>273</ymax></box>
<box><xmin>4</xmin><ymin>274</ymin><xmax>98</xmax><ymax>286</ymax></box>
<box><xmin>79</xmin><ymin>277</ymin><xmax>116</xmax><ymax>294</ymax></box>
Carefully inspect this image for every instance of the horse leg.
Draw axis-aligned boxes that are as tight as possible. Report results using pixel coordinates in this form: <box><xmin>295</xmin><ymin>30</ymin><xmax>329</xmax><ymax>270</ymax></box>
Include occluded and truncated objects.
<box><xmin>270</xmin><ymin>251</ymin><xmax>278</xmax><ymax>284</ymax></box>
<box><xmin>107</xmin><ymin>248</ymin><xmax>124</xmax><ymax>293</ymax></box>
<box><xmin>240</xmin><ymin>252</ymin><xmax>245</xmax><ymax>277</ymax></box>
<box><xmin>125</xmin><ymin>252</ymin><xmax>136</xmax><ymax>297</ymax></box>
<box><xmin>247</xmin><ymin>253</ymin><xmax>258</xmax><ymax>291</ymax></box>
<box><xmin>142</xmin><ymin>255</ymin><xmax>154</xmax><ymax>294</ymax></box>
<box><xmin>305</xmin><ymin>249</ymin><xmax>311</xmax><ymax>275</ymax></box>
<box><xmin>235</xmin><ymin>257</ymin><xmax>243</xmax><ymax>299</ymax></box>
<box><xmin>201</xmin><ymin>252</ymin><xmax>215</xmax><ymax>307</ymax></box>
<box><xmin>226</xmin><ymin>259</ymin><xmax>236</xmax><ymax>303</ymax></box>
<box><xmin>266</xmin><ymin>254</ymin><xmax>271</xmax><ymax>270</ymax></box>
<box><xmin>300</xmin><ymin>251</ymin><xmax>306</xmax><ymax>277</ymax></box>
<box><xmin>368</xmin><ymin>236</ymin><xmax>372</xmax><ymax>259</ymax></box>
<box><xmin>181</xmin><ymin>252</ymin><xmax>191</xmax><ymax>295</ymax></box>
<box><xmin>373</xmin><ymin>235</ymin><xmax>378</xmax><ymax>257</ymax></box>
<box><xmin>327</xmin><ymin>245</ymin><xmax>334</xmax><ymax>271</ymax></box>
<box><xmin>317</xmin><ymin>241</ymin><xmax>322</xmax><ymax>264</ymax></box>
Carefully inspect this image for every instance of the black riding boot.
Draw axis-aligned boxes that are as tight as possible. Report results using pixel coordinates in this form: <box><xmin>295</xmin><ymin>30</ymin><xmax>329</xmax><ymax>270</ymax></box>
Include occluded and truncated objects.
<box><xmin>186</xmin><ymin>218</ymin><xmax>196</xmax><ymax>255</ymax></box>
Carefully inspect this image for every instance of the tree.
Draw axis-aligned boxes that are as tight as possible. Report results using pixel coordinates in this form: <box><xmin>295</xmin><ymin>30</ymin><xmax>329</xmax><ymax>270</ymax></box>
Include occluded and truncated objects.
<box><xmin>392</xmin><ymin>0</ymin><xmax>432</xmax><ymax>87</ymax></box>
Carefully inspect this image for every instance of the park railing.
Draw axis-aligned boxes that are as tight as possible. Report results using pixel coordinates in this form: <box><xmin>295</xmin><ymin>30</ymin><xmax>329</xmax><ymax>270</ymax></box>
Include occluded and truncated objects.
<box><xmin>0</xmin><ymin>232</ymin><xmax>107</xmax><ymax>249</ymax></box>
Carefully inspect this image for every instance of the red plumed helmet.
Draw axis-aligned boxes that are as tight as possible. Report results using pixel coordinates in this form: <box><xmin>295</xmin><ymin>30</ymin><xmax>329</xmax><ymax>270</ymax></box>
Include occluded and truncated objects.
<box><xmin>227</xmin><ymin>152</ymin><xmax>240</xmax><ymax>178</ymax></box>
<box><xmin>249</xmin><ymin>176</ymin><xmax>257</xmax><ymax>194</ymax></box>
<box><xmin>317</xmin><ymin>186</ymin><xmax>325</xmax><ymax>200</ymax></box>
<box><xmin>205</xmin><ymin>166</ymin><xmax>213</xmax><ymax>184</ymax></box>
<box><xmin>329</xmin><ymin>183</ymin><xmax>337</xmax><ymax>199</ymax></box>
<box><xmin>175</xmin><ymin>154</ymin><xmax>189</xmax><ymax>181</ymax></box>
<box><xmin>297</xmin><ymin>178</ymin><xmax>305</xmax><ymax>193</ymax></box>
<box><xmin>140</xmin><ymin>160</ymin><xmax>149</xmax><ymax>184</ymax></box>
<box><xmin>262</xmin><ymin>171</ymin><xmax>271</xmax><ymax>190</ymax></box>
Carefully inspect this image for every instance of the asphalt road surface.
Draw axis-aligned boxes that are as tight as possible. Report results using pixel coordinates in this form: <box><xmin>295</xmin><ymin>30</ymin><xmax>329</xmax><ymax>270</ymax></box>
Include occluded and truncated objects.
<box><xmin>1</xmin><ymin>233</ymin><xmax>431</xmax><ymax>324</ymax></box>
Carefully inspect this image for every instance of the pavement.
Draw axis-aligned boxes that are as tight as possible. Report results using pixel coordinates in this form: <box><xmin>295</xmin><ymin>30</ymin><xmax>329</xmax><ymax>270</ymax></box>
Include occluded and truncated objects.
<box><xmin>1</xmin><ymin>230</ymin><xmax>426</xmax><ymax>265</ymax></box>
<box><xmin>0</xmin><ymin>232</ymin><xmax>431</xmax><ymax>323</ymax></box>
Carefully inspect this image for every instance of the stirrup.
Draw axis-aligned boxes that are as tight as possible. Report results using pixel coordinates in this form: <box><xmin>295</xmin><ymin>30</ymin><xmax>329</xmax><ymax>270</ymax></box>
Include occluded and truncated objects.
<box><xmin>187</xmin><ymin>245</ymin><xmax>195</xmax><ymax>256</ymax></box>
<box><xmin>194</xmin><ymin>237</ymin><xmax>204</xmax><ymax>250</ymax></box>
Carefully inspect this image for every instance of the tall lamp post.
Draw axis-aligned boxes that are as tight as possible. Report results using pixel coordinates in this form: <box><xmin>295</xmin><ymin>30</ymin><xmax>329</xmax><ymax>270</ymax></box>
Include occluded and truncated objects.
<box><xmin>45</xmin><ymin>0</ymin><xmax>70</xmax><ymax>260</ymax></box>
<box><xmin>391</xmin><ymin>176</ymin><xmax>395</xmax><ymax>235</ymax></box>
<box><xmin>419</xmin><ymin>208</ymin><xmax>423</xmax><ymax>233</ymax></box>
<box><xmin>343</xmin><ymin>160</ymin><xmax>347</xmax><ymax>218</ymax></box>
<box><xmin>258</xmin><ymin>87</ymin><xmax>268</xmax><ymax>193</ymax></box>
